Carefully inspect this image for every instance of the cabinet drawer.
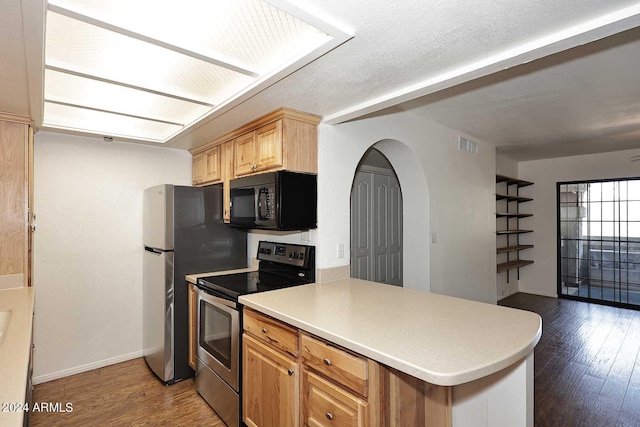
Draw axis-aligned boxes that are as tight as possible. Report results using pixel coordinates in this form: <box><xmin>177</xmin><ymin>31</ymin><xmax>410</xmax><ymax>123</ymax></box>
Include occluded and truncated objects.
<box><xmin>303</xmin><ymin>369</ymin><xmax>367</xmax><ymax>427</ymax></box>
<box><xmin>244</xmin><ymin>309</ymin><xmax>299</xmax><ymax>358</ymax></box>
<box><xmin>302</xmin><ymin>334</ymin><xmax>368</xmax><ymax>398</ymax></box>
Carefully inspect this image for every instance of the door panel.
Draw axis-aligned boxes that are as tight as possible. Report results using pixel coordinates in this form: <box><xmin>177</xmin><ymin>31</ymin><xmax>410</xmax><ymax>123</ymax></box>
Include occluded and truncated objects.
<box><xmin>143</xmin><ymin>249</ymin><xmax>174</xmax><ymax>382</ymax></box>
<box><xmin>351</xmin><ymin>173</ymin><xmax>372</xmax><ymax>280</ymax></box>
<box><xmin>351</xmin><ymin>168</ymin><xmax>403</xmax><ymax>286</ymax></box>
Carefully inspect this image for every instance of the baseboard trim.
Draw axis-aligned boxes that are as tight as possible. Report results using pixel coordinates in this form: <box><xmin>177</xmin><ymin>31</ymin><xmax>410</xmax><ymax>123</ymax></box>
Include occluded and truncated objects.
<box><xmin>33</xmin><ymin>350</ymin><xmax>144</xmax><ymax>385</ymax></box>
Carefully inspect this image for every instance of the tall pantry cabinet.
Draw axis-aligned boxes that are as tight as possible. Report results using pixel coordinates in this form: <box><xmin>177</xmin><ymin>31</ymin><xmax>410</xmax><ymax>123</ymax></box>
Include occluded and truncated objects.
<box><xmin>0</xmin><ymin>114</ymin><xmax>34</xmax><ymax>288</ymax></box>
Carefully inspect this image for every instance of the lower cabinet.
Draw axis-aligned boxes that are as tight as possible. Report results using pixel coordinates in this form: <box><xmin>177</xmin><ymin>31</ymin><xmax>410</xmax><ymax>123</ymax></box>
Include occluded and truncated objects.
<box><xmin>242</xmin><ymin>308</ymin><xmax>452</xmax><ymax>427</ymax></box>
<box><xmin>303</xmin><ymin>369</ymin><xmax>368</xmax><ymax>427</ymax></box>
<box><xmin>243</xmin><ymin>334</ymin><xmax>299</xmax><ymax>427</ymax></box>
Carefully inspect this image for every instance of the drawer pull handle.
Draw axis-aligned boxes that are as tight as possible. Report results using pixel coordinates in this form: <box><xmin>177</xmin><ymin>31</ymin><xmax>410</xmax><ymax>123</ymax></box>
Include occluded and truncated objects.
<box><xmin>323</xmin><ymin>358</ymin><xmax>332</xmax><ymax>366</ymax></box>
<box><xmin>288</xmin><ymin>368</ymin><xmax>294</xmax><ymax>376</ymax></box>
<box><xmin>261</xmin><ymin>327</ymin><xmax>267</xmax><ymax>333</ymax></box>
<box><xmin>326</xmin><ymin>412</ymin><xmax>334</xmax><ymax>420</ymax></box>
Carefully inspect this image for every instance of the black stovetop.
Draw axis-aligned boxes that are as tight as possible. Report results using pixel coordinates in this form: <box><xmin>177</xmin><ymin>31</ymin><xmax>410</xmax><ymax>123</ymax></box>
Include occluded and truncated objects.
<box><xmin>196</xmin><ymin>241</ymin><xmax>315</xmax><ymax>302</ymax></box>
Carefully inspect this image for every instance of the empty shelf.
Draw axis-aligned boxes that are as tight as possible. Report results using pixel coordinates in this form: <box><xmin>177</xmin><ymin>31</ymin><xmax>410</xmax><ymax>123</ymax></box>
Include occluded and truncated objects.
<box><xmin>496</xmin><ymin>193</ymin><xmax>533</xmax><ymax>203</ymax></box>
<box><xmin>497</xmin><ymin>260</ymin><xmax>534</xmax><ymax>273</ymax></box>
<box><xmin>496</xmin><ymin>212</ymin><xmax>533</xmax><ymax>218</ymax></box>
<box><xmin>496</xmin><ymin>229</ymin><xmax>533</xmax><ymax>235</ymax></box>
<box><xmin>496</xmin><ymin>175</ymin><xmax>534</xmax><ymax>187</ymax></box>
<box><xmin>497</xmin><ymin>245</ymin><xmax>534</xmax><ymax>254</ymax></box>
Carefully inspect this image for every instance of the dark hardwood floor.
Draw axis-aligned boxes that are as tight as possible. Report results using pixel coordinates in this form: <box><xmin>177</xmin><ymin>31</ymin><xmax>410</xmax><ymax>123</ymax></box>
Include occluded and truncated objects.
<box><xmin>31</xmin><ymin>358</ymin><xmax>224</xmax><ymax>426</ymax></box>
<box><xmin>500</xmin><ymin>293</ymin><xmax>640</xmax><ymax>427</ymax></box>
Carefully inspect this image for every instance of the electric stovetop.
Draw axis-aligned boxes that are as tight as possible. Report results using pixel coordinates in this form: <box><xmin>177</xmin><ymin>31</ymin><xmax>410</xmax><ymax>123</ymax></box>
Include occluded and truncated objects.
<box><xmin>196</xmin><ymin>241</ymin><xmax>316</xmax><ymax>302</ymax></box>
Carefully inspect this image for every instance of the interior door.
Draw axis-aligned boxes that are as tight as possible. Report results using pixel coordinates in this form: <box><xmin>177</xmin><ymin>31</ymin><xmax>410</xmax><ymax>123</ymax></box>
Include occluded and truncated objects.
<box><xmin>351</xmin><ymin>169</ymin><xmax>403</xmax><ymax>285</ymax></box>
<box><xmin>351</xmin><ymin>171</ymin><xmax>372</xmax><ymax>280</ymax></box>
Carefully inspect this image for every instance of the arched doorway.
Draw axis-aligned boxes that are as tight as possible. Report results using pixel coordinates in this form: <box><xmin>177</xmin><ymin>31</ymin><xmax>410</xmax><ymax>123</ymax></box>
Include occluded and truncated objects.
<box><xmin>350</xmin><ymin>148</ymin><xmax>403</xmax><ymax>286</ymax></box>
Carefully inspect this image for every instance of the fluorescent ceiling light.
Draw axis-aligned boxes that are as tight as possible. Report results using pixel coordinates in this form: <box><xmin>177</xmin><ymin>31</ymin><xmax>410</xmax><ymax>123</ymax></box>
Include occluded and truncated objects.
<box><xmin>42</xmin><ymin>0</ymin><xmax>351</xmax><ymax>143</ymax></box>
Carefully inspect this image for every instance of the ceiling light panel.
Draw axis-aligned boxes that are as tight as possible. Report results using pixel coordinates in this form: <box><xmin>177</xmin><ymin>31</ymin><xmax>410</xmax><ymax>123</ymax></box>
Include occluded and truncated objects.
<box><xmin>46</xmin><ymin>12</ymin><xmax>253</xmax><ymax>105</ymax></box>
<box><xmin>45</xmin><ymin>69</ymin><xmax>210</xmax><ymax>125</ymax></box>
<box><xmin>43</xmin><ymin>102</ymin><xmax>182</xmax><ymax>142</ymax></box>
<box><xmin>48</xmin><ymin>0</ymin><xmax>331</xmax><ymax>73</ymax></box>
<box><xmin>42</xmin><ymin>0</ymin><xmax>351</xmax><ymax>143</ymax></box>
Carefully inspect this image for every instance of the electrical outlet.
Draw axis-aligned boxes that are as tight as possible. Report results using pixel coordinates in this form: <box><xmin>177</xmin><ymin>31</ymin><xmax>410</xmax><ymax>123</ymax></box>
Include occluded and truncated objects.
<box><xmin>337</xmin><ymin>243</ymin><xmax>345</xmax><ymax>258</ymax></box>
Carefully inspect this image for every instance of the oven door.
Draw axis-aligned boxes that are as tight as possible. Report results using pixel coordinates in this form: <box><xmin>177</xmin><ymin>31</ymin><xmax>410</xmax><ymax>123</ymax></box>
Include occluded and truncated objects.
<box><xmin>196</xmin><ymin>288</ymin><xmax>239</xmax><ymax>391</ymax></box>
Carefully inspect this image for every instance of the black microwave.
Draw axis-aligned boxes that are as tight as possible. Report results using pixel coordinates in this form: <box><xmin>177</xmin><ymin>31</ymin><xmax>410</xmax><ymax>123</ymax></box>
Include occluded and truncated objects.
<box><xmin>229</xmin><ymin>171</ymin><xmax>317</xmax><ymax>230</ymax></box>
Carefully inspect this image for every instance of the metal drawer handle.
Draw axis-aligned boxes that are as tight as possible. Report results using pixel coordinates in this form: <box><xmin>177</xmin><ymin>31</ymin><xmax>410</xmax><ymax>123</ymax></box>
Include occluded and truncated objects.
<box><xmin>326</xmin><ymin>412</ymin><xmax>334</xmax><ymax>420</ymax></box>
<box><xmin>288</xmin><ymin>368</ymin><xmax>294</xmax><ymax>376</ymax></box>
<box><xmin>262</xmin><ymin>327</ymin><xmax>267</xmax><ymax>333</ymax></box>
<box><xmin>323</xmin><ymin>358</ymin><xmax>332</xmax><ymax>366</ymax></box>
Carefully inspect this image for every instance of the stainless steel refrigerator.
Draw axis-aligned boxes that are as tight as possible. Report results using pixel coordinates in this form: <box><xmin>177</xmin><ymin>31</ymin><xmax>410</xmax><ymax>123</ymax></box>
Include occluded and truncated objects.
<box><xmin>143</xmin><ymin>184</ymin><xmax>247</xmax><ymax>384</ymax></box>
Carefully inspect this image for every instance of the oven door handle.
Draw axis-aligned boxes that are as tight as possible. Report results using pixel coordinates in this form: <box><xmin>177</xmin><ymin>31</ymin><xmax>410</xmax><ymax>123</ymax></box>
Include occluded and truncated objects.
<box><xmin>196</xmin><ymin>288</ymin><xmax>238</xmax><ymax>309</ymax></box>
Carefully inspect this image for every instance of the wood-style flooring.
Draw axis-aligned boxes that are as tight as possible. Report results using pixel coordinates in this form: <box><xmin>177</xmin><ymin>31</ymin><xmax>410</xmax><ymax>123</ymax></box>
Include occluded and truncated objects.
<box><xmin>500</xmin><ymin>293</ymin><xmax>640</xmax><ymax>427</ymax></box>
<box><xmin>31</xmin><ymin>358</ymin><xmax>224</xmax><ymax>426</ymax></box>
<box><xmin>30</xmin><ymin>293</ymin><xmax>640</xmax><ymax>427</ymax></box>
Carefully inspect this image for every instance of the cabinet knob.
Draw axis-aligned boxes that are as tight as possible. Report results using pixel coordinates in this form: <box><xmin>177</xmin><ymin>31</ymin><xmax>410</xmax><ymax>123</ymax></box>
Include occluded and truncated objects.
<box><xmin>261</xmin><ymin>327</ymin><xmax>267</xmax><ymax>333</ymax></box>
<box><xmin>325</xmin><ymin>412</ymin><xmax>334</xmax><ymax>420</ymax></box>
<box><xmin>287</xmin><ymin>368</ymin><xmax>294</xmax><ymax>376</ymax></box>
<box><xmin>323</xmin><ymin>358</ymin><xmax>332</xmax><ymax>366</ymax></box>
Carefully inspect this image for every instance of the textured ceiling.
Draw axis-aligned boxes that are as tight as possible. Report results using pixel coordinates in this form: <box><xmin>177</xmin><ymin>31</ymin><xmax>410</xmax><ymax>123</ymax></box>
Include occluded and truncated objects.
<box><xmin>3</xmin><ymin>0</ymin><xmax>640</xmax><ymax>160</ymax></box>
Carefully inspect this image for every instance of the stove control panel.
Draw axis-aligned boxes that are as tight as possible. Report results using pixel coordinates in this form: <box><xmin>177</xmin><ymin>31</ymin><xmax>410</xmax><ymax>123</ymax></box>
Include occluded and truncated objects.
<box><xmin>257</xmin><ymin>241</ymin><xmax>314</xmax><ymax>268</ymax></box>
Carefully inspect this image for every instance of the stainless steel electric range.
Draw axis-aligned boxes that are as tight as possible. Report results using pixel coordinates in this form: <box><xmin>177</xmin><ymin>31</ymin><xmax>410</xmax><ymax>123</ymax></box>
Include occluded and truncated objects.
<box><xmin>194</xmin><ymin>240</ymin><xmax>315</xmax><ymax>427</ymax></box>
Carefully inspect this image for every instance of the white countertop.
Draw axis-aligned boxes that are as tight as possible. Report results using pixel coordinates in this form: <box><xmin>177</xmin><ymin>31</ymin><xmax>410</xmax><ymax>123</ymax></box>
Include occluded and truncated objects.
<box><xmin>239</xmin><ymin>278</ymin><xmax>542</xmax><ymax>386</ymax></box>
<box><xmin>185</xmin><ymin>266</ymin><xmax>258</xmax><ymax>285</ymax></box>
<box><xmin>0</xmin><ymin>287</ymin><xmax>35</xmax><ymax>426</ymax></box>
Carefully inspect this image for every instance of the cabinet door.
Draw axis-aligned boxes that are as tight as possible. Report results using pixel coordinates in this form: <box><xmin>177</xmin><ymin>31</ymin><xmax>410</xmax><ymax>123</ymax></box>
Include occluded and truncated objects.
<box><xmin>243</xmin><ymin>334</ymin><xmax>299</xmax><ymax>427</ymax></box>
<box><xmin>235</xmin><ymin>131</ymin><xmax>256</xmax><ymax>176</ymax></box>
<box><xmin>188</xmin><ymin>284</ymin><xmax>196</xmax><ymax>370</ymax></box>
<box><xmin>303</xmin><ymin>369</ymin><xmax>367</xmax><ymax>427</ymax></box>
<box><xmin>0</xmin><ymin>120</ymin><xmax>29</xmax><ymax>286</ymax></box>
<box><xmin>221</xmin><ymin>141</ymin><xmax>235</xmax><ymax>222</ymax></box>
<box><xmin>192</xmin><ymin>152</ymin><xmax>205</xmax><ymax>185</ymax></box>
<box><xmin>203</xmin><ymin>146</ymin><xmax>221</xmax><ymax>183</ymax></box>
<box><xmin>255</xmin><ymin>120</ymin><xmax>283</xmax><ymax>172</ymax></box>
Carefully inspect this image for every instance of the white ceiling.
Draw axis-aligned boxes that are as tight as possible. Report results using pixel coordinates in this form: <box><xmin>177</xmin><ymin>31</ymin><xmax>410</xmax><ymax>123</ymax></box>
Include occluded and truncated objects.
<box><xmin>3</xmin><ymin>0</ymin><xmax>640</xmax><ymax>161</ymax></box>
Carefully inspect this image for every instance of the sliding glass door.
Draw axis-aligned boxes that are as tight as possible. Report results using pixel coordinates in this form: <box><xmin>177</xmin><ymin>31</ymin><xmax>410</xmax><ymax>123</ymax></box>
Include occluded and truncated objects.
<box><xmin>558</xmin><ymin>179</ymin><xmax>640</xmax><ymax>308</ymax></box>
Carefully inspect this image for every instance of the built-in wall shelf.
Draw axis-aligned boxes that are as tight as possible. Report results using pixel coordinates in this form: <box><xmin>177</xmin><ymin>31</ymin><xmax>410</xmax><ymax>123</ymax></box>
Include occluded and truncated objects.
<box><xmin>496</xmin><ymin>212</ymin><xmax>533</xmax><ymax>218</ymax></box>
<box><xmin>496</xmin><ymin>229</ymin><xmax>533</xmax><ymax>235</ymax></box>
<box><xmin>497</xmin><ymin>245</ymin><xmax>534</xmax><ymax>254</ymax></box>
<box><xmin>497</xmin><ymin>260</ymin><xmax>534</xmax><ymax>273</ymax></box>
<box><xmin>495</xmin><ymin>194</ymin><xmax>533</xmax><ymax>203</ymax></box>
<box><xmin>496</xmin><ymin>174</ymin><xmax>534</xmax><ymax>283</ymax></box>
<box><xmin>496</xmin><ymin>175</ymin><xmax>534</xmax><ymax>187</ymax></box>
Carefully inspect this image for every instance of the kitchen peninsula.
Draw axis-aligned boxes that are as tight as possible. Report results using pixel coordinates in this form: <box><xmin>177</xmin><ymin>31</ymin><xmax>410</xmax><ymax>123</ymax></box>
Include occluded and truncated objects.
<box><xmin>239</xmin><ymin>278</ymin><xmax>542</xmax><ymax>427</ymax></box>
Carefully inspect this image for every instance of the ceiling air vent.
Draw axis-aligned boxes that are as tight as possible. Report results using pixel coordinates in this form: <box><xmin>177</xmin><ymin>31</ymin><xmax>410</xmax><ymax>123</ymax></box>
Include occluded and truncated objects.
<box><xmin>458</xmin><ymin>136</ymin><xmax>478</xmax><ymax>154</ymax></box>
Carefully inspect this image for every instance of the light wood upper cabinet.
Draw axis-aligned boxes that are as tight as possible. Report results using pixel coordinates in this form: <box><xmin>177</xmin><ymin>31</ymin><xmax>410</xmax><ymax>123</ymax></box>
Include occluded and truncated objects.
<box><xmin>0</xmin><ymin>116</ymin><xmax>33</xmax><ymax>288</ymax></box>
<box><xmin>193</xmin><ymin>145</ymin><xmax>221</xmax><ymax>186</ymax></box>
<box><xmin>234</xmin><ymin>131</ymin><xmax>257</xmax><ymax>176</ymax></box>
<box><xmin>235</xmin><ymin>119</ymin><xmax>284</xmax><ymax>176</ymax></box>
<box><xmin>191</xmin><ymin>107</ymin><xmax>320</xmax><ymax>180</ymax></box>
<box><xmin>221</xmin><ymin>141</ymin><xmax>235</xmax><ymax>222</ymax></box>
<box><xmin>204</xmin><ymin>146</ymin><xmax>221</xmax><ymax>182</ymax></box>
<box><xmin>192</xmin><ymin>152</ymin><xmax>205</xmax><ymax>185</ymax></box>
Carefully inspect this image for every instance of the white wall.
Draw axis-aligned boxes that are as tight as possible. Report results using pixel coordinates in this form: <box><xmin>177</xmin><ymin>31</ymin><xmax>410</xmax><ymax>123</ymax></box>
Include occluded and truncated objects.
<box><xmin>518</xmin><ymin>148</ymin><xmax>640</xmax><ymax>297</ymax></box>
<box><xmin>33</xmin><ymin>132</ymin><xmax>191</xmax><ymax>382</ymax></box>
<box><xmin>317</xmin><ymin>109</ymin><xmax>497</xmax><ymax>303</ymax></box>
<box><xmin>496</xmin><ymin>154</ymin><xmax>518</xmax><ymax>179</ymax></box>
